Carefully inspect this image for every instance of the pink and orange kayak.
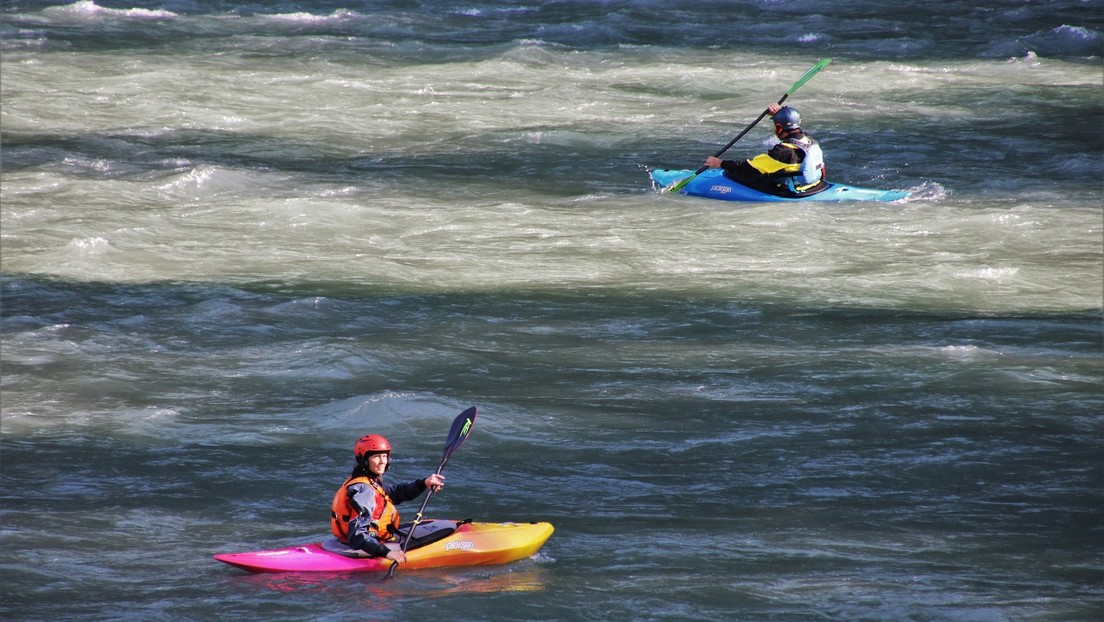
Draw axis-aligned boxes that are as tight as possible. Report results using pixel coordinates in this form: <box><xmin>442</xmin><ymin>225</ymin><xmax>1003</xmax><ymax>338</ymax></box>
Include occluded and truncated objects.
<box><xmin>214</xmin><ymin>520</ymin><xmax>553</xmax><ymax>574</ymax></box>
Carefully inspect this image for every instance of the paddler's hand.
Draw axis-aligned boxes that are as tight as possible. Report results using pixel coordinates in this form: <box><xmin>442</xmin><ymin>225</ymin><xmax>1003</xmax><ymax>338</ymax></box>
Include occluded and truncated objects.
<box><xmin>705</xmin><ymin>156</ymin><xmax>723</xmax><ymax>169</ymax></box>
<box><xmin>385</xmin><ymin>549</ymin><xmax>407</xmax><ymax>564</ymax></box>
<box><xmin>424</xmin><ymin>473</ymin><xmax>445</xmax><ymax>492</ymax></box>
<box><xmin>766</xmin><ymin>102</ymin><xmax>782</xmax><ymax>115</ymax></box>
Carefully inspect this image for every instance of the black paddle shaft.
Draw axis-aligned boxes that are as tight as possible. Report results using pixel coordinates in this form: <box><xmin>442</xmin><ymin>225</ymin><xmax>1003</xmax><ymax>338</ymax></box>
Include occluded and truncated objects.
<box><xmin>384</xmin><ymin>407</ymin><xmax>476</xmax><ymax>579</ymax></box>
<box><xmin>690</xmin><ymin>92</ymin><xmax>790</xmax><ymax>176</ymax></box>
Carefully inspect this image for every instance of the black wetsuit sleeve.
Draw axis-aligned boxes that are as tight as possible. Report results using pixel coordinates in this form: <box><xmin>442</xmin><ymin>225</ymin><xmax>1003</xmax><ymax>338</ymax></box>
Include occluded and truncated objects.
<box><xmin>720</xmin><ymin>159</ymin><xmax>770</xmax><ymax>187</ymax></box>
<box><xmin>385</xmin><ymin>478</ymin><xmax>428</xmax><ymax>505</ymax></box>
<box><xmin>718</xmin><ymin>158</ymin><xmax>746</xmax><ymax>177</ymax></box>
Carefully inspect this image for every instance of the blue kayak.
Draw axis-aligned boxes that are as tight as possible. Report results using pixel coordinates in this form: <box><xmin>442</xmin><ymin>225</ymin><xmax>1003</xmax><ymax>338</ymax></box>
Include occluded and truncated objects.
<box><xmin>650</xmin><ymin>168</ymin><xmax>910</xmax><ymax>203</ymax></box>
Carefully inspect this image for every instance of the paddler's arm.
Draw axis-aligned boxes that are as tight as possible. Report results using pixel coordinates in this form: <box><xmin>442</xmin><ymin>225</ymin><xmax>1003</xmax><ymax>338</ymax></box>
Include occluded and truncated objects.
<box><xmin>705</xmin><ymin>156</ymin><xmax>749</xmax><ymax>177</ymax></box>
<box><xmin>347</xmin><ymin>519</ymin><xmax>394</xmax><ymax>558</ymax></box>
<box><xmin>701</xmin><ymin>102</ymin><xmax>785</xmax><ymax>172</ymax></box>
<box><xmin>346</xmin><ymin>483</ymin><xmax>402</xmax><ymax>560</ymax></box>
<box><xmin>385</xmin><ymin>474</ymin><xmax>445</xmax><ymax>504</ymax></box>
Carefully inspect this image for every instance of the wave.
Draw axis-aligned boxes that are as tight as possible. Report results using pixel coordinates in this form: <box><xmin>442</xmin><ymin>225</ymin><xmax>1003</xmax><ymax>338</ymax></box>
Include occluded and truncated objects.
<box><xmin>267</xmin><ymin>9</ymin><xmax>360</xmax><ymax>25</ymax></box>
<box><xmin>8</xmin><ymin>2</ymin><xmax>1103</xmax><ymax>61</ymax></box>
<box><xmin>984</xmin><ymin>25</ymin><xmax>1103</xmax><ymax>59</ymax></box>
<box><xmin>43</xmin><ymin>0</ymin><xmax>177</xmax><ymax>20</ymax></box>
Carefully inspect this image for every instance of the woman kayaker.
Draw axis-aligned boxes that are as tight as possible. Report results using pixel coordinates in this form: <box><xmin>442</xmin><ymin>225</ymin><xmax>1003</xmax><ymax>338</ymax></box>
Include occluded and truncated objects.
<box><xmin>704</xmin><ymin>103</ymin><xmax>829</xmax><ymax>198</ymax></box>
<box><xmin>330</xmin><ymin>434</ymin><xmax>445</xmax><ymax>564</ymax></box>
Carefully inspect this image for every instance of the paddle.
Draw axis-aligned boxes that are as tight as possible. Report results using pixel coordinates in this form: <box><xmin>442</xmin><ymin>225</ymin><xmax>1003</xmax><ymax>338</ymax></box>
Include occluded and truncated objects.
<box><xmin>664</xmin><ymin>58</ymin><xmax>832</xmax><ymax>193</ymax></box>
<box><xmin>385</xmin><ymin>406</ymin><xmax>477</xmax><ymax>578</ymax></box>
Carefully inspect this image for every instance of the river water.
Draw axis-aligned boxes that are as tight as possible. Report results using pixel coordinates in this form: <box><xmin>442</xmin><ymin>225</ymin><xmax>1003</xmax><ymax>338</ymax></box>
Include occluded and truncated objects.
<box><xmin>1</xmin><ymin>1</ymin><xmax>1102</xmax><ymax>621</ymax></box>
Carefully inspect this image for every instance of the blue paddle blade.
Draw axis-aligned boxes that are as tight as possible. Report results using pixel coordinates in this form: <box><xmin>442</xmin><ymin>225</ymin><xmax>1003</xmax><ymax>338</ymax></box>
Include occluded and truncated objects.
<box><xmin>441</xmin><ymin>406</ymin><xmax>476</xmax><ymax>464</ymax></box>
<box><xmin>387</xmin><ymin>405</ymin><xmax>478</xmax><ymax>578</ymax></box>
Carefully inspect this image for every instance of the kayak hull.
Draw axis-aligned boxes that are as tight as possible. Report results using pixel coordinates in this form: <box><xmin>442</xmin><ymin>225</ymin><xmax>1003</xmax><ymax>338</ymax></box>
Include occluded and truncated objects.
<box><xmin>214</xmin><ymin>520</ymin><xmax>554</xmax><ymax>574</ymax></box>
<box><xmin>650</xmin><ymin>168</ymin><xmax>909</xmax><ymax>202</ymax></box>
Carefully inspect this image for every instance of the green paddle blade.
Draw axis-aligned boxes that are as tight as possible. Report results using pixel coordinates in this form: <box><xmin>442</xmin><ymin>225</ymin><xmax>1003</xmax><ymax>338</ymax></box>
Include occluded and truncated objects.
<box><xmin>665</xmin><ymin>173</ymin><xmax>697</xmax><ymax>193</ymax></box>
<box><xmin>787</xmin><ymin>58</ymin><xmax>832</xmax><ymax>95</ymax></box>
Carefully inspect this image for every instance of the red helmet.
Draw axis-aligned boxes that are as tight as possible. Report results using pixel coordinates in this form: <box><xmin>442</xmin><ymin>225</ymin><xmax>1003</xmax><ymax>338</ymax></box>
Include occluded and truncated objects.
<box><xmin>354</xmin><ymin>434</ymin><xmax>391</xmax><ymax>461</ymax></box>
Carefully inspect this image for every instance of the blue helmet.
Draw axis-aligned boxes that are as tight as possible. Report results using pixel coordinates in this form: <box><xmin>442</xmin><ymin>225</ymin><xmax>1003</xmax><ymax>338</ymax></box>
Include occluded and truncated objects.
<box><xmin>772</xmin><ymin>106</ymin><xmax>801</xmax><ymax>130</ymax></box>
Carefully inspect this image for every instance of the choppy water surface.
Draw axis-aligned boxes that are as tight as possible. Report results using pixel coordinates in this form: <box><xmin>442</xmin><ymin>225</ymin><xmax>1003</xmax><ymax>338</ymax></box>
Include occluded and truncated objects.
<box><xmin>2</xmin><ymin>1</ymin><xmax>1102</xmax><ymax>621</ymax></box>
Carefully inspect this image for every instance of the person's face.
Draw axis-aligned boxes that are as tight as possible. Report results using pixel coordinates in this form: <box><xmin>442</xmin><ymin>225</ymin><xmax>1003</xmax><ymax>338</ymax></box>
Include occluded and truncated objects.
<box><xmin>367</xmin><ymin>452</ymin><xmax>389</xmax><ymax>476</ymax></box>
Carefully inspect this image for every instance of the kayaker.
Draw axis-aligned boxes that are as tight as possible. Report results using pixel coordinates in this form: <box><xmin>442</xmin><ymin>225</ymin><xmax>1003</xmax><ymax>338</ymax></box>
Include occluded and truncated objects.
<box><xmin>704</xmin><ymin>103</ymin><xmax>829</xmax><ymax>198</ymax></box>
<box><xmin>330</xmin><ymin>434</ymin><xmax>445</xmax><ymax>564</ymax></box>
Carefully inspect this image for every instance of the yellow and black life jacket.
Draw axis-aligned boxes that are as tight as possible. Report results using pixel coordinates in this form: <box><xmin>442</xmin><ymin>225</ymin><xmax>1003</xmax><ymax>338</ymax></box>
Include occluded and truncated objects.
<box><xmin>747</xmin><ymin>135</ymin><xmax>825</xmax><ymax>192</ymax></box>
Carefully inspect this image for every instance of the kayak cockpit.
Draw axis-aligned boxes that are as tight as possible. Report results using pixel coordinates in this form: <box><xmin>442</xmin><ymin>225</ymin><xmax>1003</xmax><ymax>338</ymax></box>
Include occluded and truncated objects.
<box><xmin>320</xmin><ymin>518</ymin><xmax>467</xmax><ymax>558</ymax></box>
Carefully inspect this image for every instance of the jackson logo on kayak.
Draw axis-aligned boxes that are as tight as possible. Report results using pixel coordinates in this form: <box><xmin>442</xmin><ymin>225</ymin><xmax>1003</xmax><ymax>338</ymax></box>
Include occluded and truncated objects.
<box><xmin>445</xmin><ymin>541</ymin><xmax>476</xmax><ymax>551</ymax></box>
<box><xmin>709</xmin><ymin>184</ymin><xmax>732</xmax><ymax>194</ymax></box>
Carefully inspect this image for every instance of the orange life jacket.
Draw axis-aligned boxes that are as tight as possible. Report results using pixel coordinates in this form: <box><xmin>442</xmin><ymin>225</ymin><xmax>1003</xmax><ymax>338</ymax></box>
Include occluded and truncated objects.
<box><xmin>330</xmin><ymin>475</ymin><xmax>401</xmax><ymax>543</ymax></box>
